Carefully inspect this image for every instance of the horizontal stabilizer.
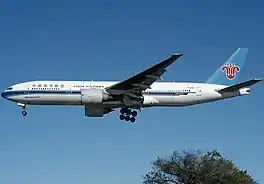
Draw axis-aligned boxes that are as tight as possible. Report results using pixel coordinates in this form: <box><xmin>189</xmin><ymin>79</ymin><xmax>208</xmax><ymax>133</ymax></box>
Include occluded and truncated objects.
<box><xmin>218</xmin><ymin>79</ymin><xmax>263</xmax><ymax>93</ymax></box>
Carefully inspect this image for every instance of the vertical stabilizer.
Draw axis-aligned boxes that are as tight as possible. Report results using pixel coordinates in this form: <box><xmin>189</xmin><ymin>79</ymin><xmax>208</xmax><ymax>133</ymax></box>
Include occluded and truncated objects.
<box><xmin>206</xmin><ymin>48</ymin><xmax>248</xmax><ymax>86</ymax></box>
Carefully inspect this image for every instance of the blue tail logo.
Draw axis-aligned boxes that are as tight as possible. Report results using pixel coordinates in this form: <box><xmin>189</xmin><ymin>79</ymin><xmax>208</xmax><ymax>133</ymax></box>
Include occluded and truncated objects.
<box><xmin>206</xmin><ymin>48</ymin><xmax>248</xmax><ymax>86</ymax></box>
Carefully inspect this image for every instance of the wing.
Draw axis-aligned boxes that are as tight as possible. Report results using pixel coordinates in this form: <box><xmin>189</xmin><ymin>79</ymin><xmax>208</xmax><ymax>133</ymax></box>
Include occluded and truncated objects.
<box><xmin>105</xmin><ymin>53</ymin><xmax>183</xmax><ymax>100</ymax></box>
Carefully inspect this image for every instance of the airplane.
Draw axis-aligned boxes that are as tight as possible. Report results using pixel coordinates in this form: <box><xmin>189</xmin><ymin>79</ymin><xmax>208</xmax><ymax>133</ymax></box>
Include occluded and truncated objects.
<box><xmin>1</xmin><ymin>48</ymin><xmax>262</xmax><ymax>123</ymax></box>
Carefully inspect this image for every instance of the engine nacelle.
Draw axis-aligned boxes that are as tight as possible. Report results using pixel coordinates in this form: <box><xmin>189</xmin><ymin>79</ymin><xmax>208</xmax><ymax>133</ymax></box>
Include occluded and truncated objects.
<box><xmin>85</xmin><ymin>106</ymin><xmax>113</xmax><ymax>117</ymax></box>
<box><xmin>81</xmin><ymin>88</ymin><xmax>111</xmax><ymax>104</ymax></box>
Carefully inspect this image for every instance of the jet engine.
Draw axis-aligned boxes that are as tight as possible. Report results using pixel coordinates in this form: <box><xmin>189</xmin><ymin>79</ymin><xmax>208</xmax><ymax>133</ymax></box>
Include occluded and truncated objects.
<box><xmin>81</xmin><ymin>88</ymin><xmax>112</xmax><ymax>104</ymax></box>
<box><xmin>85</xmin><ymin>106</ymin><xmax>113</xmax><ymax>117</ymax></box>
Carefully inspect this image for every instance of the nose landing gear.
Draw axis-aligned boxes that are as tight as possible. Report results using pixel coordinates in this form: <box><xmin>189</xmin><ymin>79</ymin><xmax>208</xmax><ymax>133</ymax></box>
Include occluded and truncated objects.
<box><xmin>22</xmin><ymin>110</ymin><xmax>27</xmax><ymax>116</ymax></box>
<box><xmin>18</xmin><ymin>103</ymin><xmax>27</xmax><ymax>116</ymax></box>
<box><xmin>119</xmin><ymin>108</ymin><xmax>138</xmax><ymax>123</ymax></box>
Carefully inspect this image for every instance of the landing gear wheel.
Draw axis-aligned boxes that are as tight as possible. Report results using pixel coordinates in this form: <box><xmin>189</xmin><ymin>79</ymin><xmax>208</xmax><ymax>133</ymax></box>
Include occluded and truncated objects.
<box><xmin>22</xmin><ymin>111</ymin><xmax>27</xmax><ymax>116</ymax></box>
<box><xmin>119</xmin><ymin>114</ymin><xmax>125</xmax><ymax>120</ymax></box>
<box><xmin>131</xmin><ymin>111</ymin><xmax>137</xmax><ymax>117</ymax></box>
<box><xmin>125</xmin><ymin>116</ymin><xmax>130</xmax><ymax>121</ymax></box>
<box><xmin>120</xmin><ymin>108</ymin><xmax>126</xmax><ymax>114</ymax></box>
<box><xmin>119</xmin><ymin>108</ymin><xmax>139</xmax><ymax>123</ymax></box>
<box><xmin>126</xmin><ymin>109</ymin><xmax>131</xmax><ymax>115</ymax></box>
<box><xmin>130</xmin><ymin>117</ymin><xmax>136</xmax><ymax>123</ymax></box>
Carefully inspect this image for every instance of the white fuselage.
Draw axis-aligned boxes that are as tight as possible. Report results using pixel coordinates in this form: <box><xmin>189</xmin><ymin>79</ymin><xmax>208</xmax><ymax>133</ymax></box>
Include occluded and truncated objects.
<box><xmin>1</xmin><ymin>80</ymin><xmax>250</xmax><ymax>108</ymax></box>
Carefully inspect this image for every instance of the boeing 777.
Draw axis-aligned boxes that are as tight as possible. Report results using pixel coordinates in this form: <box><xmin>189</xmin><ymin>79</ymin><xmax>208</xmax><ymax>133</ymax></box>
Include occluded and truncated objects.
<box><xmin>1</xmin><ymin>48</ymin><xmax>262</xmax><ymax>123</ymax></box>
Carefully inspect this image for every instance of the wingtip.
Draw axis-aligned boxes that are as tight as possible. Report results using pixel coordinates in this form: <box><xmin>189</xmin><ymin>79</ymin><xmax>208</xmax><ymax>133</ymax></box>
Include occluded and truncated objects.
<box><xmin>173</xmin><ymin>53</ymin><xmax>183</xmax><ymax>56</ymax></box>
<box><xmin>172</xmin><ymin>53</ymin><xmax>184</xmax><ymax>58</ymax></box>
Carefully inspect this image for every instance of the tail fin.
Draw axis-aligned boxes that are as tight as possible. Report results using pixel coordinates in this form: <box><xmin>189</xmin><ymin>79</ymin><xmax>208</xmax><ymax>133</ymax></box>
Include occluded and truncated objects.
<box><xmin>206</xmin><ymin>48</ymin><xmax>248</xmax><ymax>86</ymax></box>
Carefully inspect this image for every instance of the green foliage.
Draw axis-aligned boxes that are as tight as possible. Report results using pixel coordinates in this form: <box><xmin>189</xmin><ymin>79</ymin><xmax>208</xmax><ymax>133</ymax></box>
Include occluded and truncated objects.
<box><xmin>142</xmin><ymin>149</ymin><xmax>258</xmax><ymax>184</ymax></box>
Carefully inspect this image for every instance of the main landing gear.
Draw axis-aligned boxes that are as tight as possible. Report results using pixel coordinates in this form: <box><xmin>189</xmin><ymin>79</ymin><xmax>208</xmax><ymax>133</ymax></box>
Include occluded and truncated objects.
<box><xmin>119</xmin><ymin>108</ymin><xmax>138</xmax><ymax>123</ymax></box>
<box><xmin>18</xmin><ymin>103</ymin><xmax>27</xmax><ymax>116</ymax></box>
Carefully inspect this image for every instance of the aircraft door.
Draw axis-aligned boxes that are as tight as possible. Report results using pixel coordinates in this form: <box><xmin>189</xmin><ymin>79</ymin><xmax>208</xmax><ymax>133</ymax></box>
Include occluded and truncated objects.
<box><xmin>24</xmin><ymin>88</ymin><xmax>30</xmax><ymax>94</ymax></box>
<box><xmin>196</xmin><ymin>87</ymin><xmax>202</xmax><ymax>96</ymax></box>
<box><xmin>60</xmin><ymin>87</ymin><xmax>72</xmax><ymax>102</ymax></box>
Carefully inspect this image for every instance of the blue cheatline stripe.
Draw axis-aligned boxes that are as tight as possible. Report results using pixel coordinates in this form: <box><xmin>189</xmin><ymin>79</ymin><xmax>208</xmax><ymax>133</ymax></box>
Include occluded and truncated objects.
<box><xmin>2</xmin><ymin>90</ymin><xmax>189</xmax><ymax>98</ymax></box>
<box><xmin>2</xmin><ymin>90</ymin><xmax>79</xmax><ymax>97</ymax></box>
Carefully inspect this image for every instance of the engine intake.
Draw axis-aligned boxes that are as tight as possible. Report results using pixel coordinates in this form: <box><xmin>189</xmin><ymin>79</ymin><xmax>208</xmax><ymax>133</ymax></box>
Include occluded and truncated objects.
<box><xmin>81</xmin><ymin>88</ymin><xmax>111</xmax><ymax>104</ymax></box>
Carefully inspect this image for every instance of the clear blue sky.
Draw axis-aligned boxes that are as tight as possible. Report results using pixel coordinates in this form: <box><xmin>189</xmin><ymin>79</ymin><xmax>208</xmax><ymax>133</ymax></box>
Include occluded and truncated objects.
<box><xmin>1</xmin><ymin>1</ymin><xmax>264</xmax><ymax>183</ymax></box>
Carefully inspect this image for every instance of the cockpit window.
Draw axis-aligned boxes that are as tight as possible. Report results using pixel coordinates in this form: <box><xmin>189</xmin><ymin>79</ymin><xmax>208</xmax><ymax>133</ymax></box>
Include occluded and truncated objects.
<box><xmin>7</xmin><ymin>87</ymin><xmax>13</xmax><ymax>90</ymax></box>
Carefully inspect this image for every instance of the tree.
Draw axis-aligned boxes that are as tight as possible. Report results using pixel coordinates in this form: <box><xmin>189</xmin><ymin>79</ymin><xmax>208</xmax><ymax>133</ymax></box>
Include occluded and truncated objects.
<box><xmin>142</xmin><ymin>149</ymin><xmax>258</xmax><ymax>184</ymax></box>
